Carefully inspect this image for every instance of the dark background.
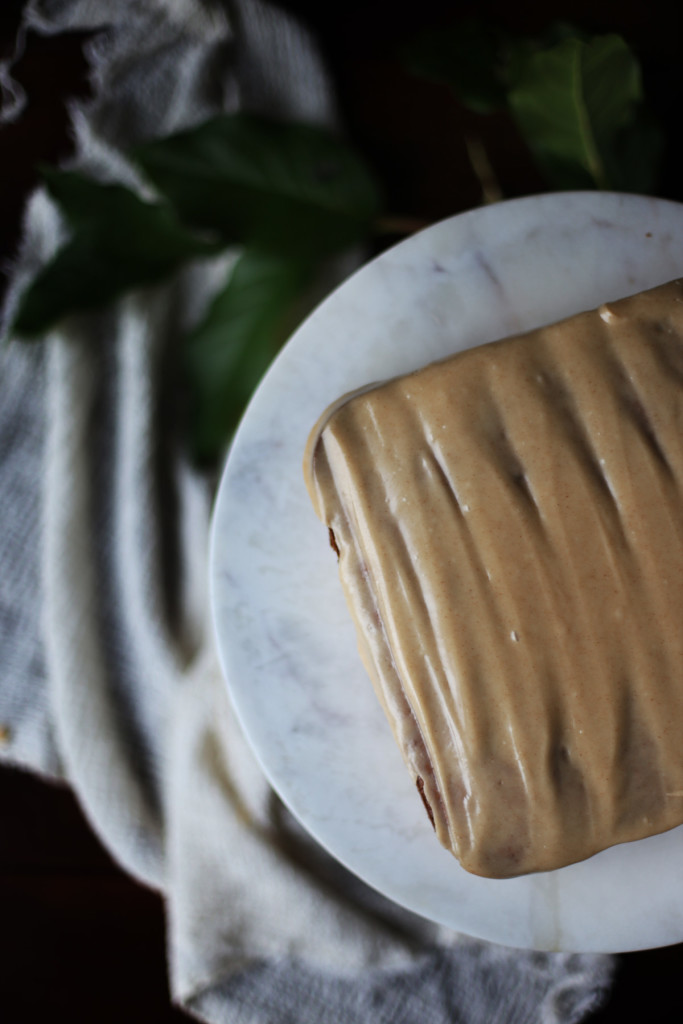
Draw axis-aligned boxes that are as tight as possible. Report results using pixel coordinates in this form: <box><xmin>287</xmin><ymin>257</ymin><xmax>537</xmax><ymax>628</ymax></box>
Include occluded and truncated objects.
<box><xmin>2</xmin><ymin>0</ymin><xmax>683</xmax><ymax>1019</ymax></box>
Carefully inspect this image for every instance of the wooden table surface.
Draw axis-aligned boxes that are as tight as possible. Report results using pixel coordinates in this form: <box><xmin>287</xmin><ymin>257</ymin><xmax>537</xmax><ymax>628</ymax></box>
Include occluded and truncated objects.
<box><xmin>3</xmin><ymin>2</ymin><xmax>683</xmax><ymax>1019</ymax></box>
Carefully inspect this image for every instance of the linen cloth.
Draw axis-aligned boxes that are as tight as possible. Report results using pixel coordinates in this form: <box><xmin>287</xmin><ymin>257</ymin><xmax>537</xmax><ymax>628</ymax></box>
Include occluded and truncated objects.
<box><xmin>0</xmin><ymin>1</ymin><xmax>615</xmax><ymax>1020</ymax></box>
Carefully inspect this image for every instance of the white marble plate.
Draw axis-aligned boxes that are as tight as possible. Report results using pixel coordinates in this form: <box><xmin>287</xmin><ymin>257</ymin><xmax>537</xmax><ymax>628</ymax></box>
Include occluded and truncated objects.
<box><xmin>210</xmin><ymin>192</ymin><xmax>683</xmax><ymax>953</ymax></box>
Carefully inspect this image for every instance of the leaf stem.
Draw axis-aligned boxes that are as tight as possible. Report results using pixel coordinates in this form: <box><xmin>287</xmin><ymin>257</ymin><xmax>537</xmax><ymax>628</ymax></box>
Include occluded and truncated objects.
<box><xmin>464</xmin><ymin>136</ymin><xmax>503</xmax><ymax>204</ymax></box>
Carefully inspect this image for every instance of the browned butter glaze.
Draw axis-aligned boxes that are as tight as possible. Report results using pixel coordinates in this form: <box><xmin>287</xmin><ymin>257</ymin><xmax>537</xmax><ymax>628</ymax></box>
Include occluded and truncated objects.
<box><xmin>304</xmin><ymin>278</ymin><xmax>683</xmax><ymax>878</ymax></box>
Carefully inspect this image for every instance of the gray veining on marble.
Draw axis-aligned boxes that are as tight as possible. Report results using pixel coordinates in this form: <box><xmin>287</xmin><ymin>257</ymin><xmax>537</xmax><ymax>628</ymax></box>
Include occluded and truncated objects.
<box><xmin>211</xmin><ymin>192</ymin><xmax>683</xmax><ymax>952</ymax></box>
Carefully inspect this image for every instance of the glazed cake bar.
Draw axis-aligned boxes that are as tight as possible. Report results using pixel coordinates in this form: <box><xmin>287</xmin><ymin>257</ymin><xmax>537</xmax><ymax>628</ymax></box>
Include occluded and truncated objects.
<box><xmin>304</xmin><ymin>278</ymin><xmax>683</xmax><ymax>878</ymax></box>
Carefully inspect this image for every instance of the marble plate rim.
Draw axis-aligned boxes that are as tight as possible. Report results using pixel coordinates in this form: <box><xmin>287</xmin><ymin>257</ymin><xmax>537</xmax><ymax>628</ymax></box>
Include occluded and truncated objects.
<box><xmin>210</xmin><ymin>190</ymin><xmax>683</xmax><ymax>954</ymax></box>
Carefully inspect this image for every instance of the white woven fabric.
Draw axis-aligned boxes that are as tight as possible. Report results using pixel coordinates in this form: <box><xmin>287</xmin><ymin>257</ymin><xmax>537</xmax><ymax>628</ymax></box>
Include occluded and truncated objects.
<box><xmin>0</xmin><ymin>1</ymin><xmax>615</xmax><ymax>1020</ymax></box>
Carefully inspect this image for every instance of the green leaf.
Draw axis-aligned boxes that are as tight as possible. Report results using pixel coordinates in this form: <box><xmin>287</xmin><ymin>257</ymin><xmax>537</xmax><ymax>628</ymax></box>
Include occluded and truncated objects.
<box><xmin>132</xmin><ymin>113</ymin><xmax>382</xmax><ymax>257</ymax></box>
<box><xmin>508</xmin><ymin>35</ymin><xmax>645</xmax><ymax>190</ymax></box>
<box><xmin>184</xmin><ymin>247</ymin><xmax>313</xmax><ymax>463</ymax></box>
<box><xmin>400</xmin><ymin>19</ymin><xmax>507</xmax><ymax>113</ymax></box>
<box><xmin>13</xmin><ymin>172</ymin><xmax>221</xmax><ymax>338</ymax></box>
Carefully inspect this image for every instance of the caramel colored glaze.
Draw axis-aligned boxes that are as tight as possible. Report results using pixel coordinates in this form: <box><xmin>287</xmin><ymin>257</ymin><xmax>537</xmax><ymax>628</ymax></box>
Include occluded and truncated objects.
<box><xmin>304</xmin><ymin>278</ymin><xmax>683</xmax><ymax>878</ymax></box>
